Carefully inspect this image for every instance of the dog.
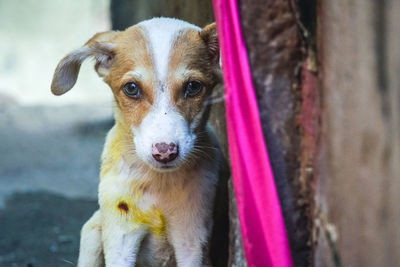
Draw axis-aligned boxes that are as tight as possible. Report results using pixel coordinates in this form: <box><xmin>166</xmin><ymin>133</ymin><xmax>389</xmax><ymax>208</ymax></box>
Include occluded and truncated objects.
<box><xmin>51</xmin><ymin>17</ymin><xmax>228</xmax><ymax>267</ymax></box>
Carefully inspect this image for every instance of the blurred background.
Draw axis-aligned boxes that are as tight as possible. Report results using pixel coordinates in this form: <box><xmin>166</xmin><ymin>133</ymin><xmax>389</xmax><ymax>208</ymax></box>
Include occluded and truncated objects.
<box><xmin>1</xmin><ymin>0</ymin><xmax>399</xmax><ymax>267</ymax></box>
<box><xmin>0</xmin><ymin>1</ymin><xmax>113</xmax><ymax>266</ymax></box>
<box><xmin>0</xmin><ymin>0</ymin><xmax>217</xmax><ymax>266</ymax></box>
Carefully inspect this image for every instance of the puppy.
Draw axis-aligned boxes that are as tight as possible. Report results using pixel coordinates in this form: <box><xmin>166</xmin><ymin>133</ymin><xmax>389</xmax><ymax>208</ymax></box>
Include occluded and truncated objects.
<box><xmin>51</xmin><ymin>17</ymin><xmax>228</xmax><ymax>267</ymax></box>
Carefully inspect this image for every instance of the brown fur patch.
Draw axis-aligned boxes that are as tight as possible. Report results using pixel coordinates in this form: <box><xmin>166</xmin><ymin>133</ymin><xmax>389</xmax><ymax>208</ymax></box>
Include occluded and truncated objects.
<box><xmin>199</xmin><ymin>23</ymin><xmax>219</xmax><ymax>64</ymax></box>
<box><xmin>167</xmin><ymin>29</ymin><xmax>219</xmax><ymax>129</ymax></box>
<box><xmin>103</xmin><ymin>26</ymin><xmax>156</xmax><ymax>130</ymax></box>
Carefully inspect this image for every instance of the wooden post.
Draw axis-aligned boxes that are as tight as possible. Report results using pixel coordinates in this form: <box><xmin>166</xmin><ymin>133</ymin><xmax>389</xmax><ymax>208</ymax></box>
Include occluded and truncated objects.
<box><xmin>239</xmin><ymin>1</ymin><xmax>314</xmax><ymax>266</ymax></box>
<box><xmin>315</xmin><ymin>1</ymin><xmax>400</xmax><ymax>266</ymax></box>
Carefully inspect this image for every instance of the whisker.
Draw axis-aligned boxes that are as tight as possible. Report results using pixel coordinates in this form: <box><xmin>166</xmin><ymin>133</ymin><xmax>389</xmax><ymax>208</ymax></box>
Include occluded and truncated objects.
<box><xmin>203</xmin><ymin>95</ymin><xmax>226</xmax><ymax>106</ymax></box>
<box><xmin>193</xmin><ymin>144</ymin><xmax>219</xmax><ymax>151</ymax></box>
<box><xmin>59</xmin><ymin>259</ymin><xmax>75</xmax><ymax>265</ymax></box>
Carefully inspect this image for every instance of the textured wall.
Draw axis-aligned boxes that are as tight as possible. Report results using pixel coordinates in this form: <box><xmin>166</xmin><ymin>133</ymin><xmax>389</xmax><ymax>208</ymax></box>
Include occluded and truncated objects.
<box><xmin>315</xmin><ymin>1</ymin><xmax>400</xmax><ymax>266</ymax></box>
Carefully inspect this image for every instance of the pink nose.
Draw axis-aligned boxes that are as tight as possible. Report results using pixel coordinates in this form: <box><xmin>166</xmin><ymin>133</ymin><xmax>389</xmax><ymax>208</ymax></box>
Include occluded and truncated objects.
<box><xmin>152</xmin><ymin>142</ymin><xmax>179</xmax><ymax>163</ymax></box>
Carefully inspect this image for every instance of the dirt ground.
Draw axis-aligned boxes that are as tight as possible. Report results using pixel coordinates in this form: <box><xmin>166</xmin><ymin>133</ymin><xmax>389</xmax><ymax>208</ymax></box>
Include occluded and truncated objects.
<box><xmin>0</xmin><ymin>103</ymin><xmax>113</xmax><ymax>266</ymax></box>
<box><xmin>0</xmin><ymin>192</ymin><xmax>97</xmax><ymax>266</ymax></box>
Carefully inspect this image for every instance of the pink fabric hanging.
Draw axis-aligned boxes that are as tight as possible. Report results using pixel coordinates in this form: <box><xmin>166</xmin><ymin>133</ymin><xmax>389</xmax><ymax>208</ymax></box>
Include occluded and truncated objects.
<box><xmin>212</xmin><ymin>0</ymin><xmax>294</xmax><ymax>266</ymax></box>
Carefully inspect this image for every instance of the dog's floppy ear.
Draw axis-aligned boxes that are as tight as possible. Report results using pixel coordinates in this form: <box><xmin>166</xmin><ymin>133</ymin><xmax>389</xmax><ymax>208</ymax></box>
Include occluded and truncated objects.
<box><xmin>200</xmin><ymin>23</ymin><xmax>219</xmax><ymax>64</ymax></box>
<box><xmin>51</xmin><ymin>31</ymin><xmax>118</xmax><ymax>96</ymax></box>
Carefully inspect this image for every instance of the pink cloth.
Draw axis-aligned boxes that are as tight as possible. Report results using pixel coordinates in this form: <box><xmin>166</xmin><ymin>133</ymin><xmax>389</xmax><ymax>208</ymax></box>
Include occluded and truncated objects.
<box><xmin>212</xmin><ymin>0</ymin><xmax>294</xmax><ymax>266</ymax></box>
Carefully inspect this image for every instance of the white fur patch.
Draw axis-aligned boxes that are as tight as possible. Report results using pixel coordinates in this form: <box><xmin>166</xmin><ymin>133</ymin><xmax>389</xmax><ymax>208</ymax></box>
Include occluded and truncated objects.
<box><xmin>131</xmin><ymin>91</ymin><xmax>196</xmax><ymax>169</ymax></box>
<box><xmin>138</xmin><ymin>18</ymin><xmax>200</xmax><ymax>82</ymax></box>
<box><xmin>129</xmin><ymin>18</ymin><xmax>201</xmax><ymax>169</ymax></box>
<box><xmin>122</xmin><ymin>68</ymin><xmax>152</xmax><ymax>83</ymax></box>
<box><xmin>77</xmin><ymin>210</ymin><xmax>103</xmax><ymax>267</ymax></box>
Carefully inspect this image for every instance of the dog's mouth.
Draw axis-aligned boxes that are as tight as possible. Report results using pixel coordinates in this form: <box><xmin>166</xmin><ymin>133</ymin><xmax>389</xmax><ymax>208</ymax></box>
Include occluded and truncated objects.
<box><xmin>147</xmin><ymin>161</ymin><xmax>183</xmax><ymax>172</ymax></box>
<box><xmin>160</xmin><ymin>165</ymin><xmax>174</xmax><ymax>169</ymax></box>
<box><xmin>146</xmin><ymin>149</ymin><xmax>195</xmax><ymax>172</ymax></box>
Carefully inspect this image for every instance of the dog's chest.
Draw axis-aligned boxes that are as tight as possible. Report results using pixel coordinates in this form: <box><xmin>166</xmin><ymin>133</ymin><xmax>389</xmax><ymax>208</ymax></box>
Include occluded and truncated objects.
<box><xmin>98</xmin><ymin>162</ymin><xmax>202</xmax><ymax>235</ymax></box>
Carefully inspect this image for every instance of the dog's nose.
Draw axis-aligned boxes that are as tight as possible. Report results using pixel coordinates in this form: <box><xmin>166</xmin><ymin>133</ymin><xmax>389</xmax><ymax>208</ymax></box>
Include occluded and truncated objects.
<box><xmin>152</xmin><ymin>142</ymin><xmax>179</xmax><ymax>163</ymax></box>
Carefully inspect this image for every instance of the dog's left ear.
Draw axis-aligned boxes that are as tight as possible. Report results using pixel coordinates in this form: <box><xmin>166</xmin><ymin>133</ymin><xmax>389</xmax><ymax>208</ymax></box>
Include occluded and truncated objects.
<box><xmin>200</xmin><ymin>23</ymin><xmax>219</xmax><ymax>64</ymax></box>
<box><xmin>51</xmin><ymin>31</ymin><xmax>118</xmax><ymax>96</ymax></box>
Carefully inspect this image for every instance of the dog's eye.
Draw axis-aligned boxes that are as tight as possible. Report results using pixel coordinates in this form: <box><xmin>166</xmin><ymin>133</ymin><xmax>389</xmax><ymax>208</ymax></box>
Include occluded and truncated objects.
<box><xmin>123</xmin><ymin>82</ymin><xmax>140</xmax><ymax>99</ymax></box>
<box><xmin>184</xmin><ymin>81</ymin><xmax>203</xmax><ymax>98</ymax></box>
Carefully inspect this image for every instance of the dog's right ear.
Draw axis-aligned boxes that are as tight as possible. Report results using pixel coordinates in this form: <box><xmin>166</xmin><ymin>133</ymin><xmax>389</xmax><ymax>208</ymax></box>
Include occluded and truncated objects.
<box><xmin>51</xmin><ymin>31</ymin><xmax>118</xmax><ymax>96</ymax></box>
<box><xmin>200</xmin><ymin>23</ymin><xmax>219</xmax><ymax>64</ymax></box>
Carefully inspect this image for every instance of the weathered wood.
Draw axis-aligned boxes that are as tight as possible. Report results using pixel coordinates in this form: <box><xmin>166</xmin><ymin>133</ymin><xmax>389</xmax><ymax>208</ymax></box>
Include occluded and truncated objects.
<box><xmin>315</xmin><ymin>1</ymin><xmax>400</xmax><ymax>266</ymax></box>
<box><xmin>239</xmin><ymin>1</ymin><xmax>313</xmax><ymax>266</ymax></box>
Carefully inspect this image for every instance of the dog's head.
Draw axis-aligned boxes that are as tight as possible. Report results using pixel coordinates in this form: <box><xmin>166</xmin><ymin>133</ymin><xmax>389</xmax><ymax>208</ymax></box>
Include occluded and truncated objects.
<box><xmin>51</xmin><ymin>18</ymin><xmax>220</xmax><ymax>171</ymax></box>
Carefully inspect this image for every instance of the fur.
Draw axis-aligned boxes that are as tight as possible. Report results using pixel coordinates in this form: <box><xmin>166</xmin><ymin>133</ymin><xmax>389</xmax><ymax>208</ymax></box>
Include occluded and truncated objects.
<box><xmin>51</xmin><ymin>17</ymin><xmax>227</xmax><ymax>267</ymax></box>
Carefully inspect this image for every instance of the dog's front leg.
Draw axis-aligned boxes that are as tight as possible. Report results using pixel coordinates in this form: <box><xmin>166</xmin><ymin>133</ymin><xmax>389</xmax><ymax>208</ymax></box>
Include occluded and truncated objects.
<box><xmin>78</xmin><ymin>210</ymin><xmax>104</xmax><ymax>267</ymax></box>
<box><xmin>168</xmin><ymin>206</ymin><xmax>211</xmax><ymax>267</ymax></box>
<box><xmin>169</xmin><ymin>220</ymin><xmax>209</xmax><ymax>267</ymax></box>
<box><xmin>102</xmin><ymin>222</ymin><xmax>147</xmax><ymax>267</ymax></box>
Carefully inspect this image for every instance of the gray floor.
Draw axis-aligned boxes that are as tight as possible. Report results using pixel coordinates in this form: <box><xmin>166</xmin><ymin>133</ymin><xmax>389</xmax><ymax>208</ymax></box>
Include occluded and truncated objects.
<box><xmin>0</xmin><ymin>103</ymin><xmax>113</xmax><ymax>266</ymax></box>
